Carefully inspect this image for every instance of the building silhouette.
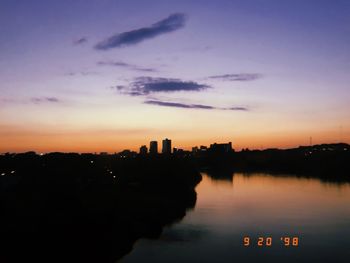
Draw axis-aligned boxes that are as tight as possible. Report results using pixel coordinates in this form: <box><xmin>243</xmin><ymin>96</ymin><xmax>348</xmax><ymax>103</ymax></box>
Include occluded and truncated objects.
<box><xmin>200</xmin><ymin>146</ymin><xmax>208</xmax><ymax>152</ymax></box>
<box><xmin>139</xmin><ymin>145</ymin><xmax>148</xmax><ymax>155</ymax></box>
<box><xmin>162</xmin><ymin>138</ymin><xmax>172</xmax><ymax>154</ymax></box>
<box><xmin>118</xmin><ymin>150</ymin><xmax>137</xmax><ymax>158</ymax></box>
<box><xmin>150</xmin><ymin>141</ymin><xmax>158</xmax><ymax>154</ymax></box>
<box><xmin>209</xmin><ymin>142</ymin><xmax>233</xmax><ymax>153</ymax></box>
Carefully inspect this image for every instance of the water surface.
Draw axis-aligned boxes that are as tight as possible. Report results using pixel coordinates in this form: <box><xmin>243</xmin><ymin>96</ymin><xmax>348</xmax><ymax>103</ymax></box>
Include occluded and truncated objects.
<box><xmin>121</xmin><ymin>173</ymin><xmax>350</xmax><ymax>263</ymax></box>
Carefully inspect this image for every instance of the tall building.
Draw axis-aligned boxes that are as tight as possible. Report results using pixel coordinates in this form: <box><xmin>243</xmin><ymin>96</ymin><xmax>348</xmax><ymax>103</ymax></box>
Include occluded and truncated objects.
<box><xmin>139</xmin><ymin>145</ymin><xmax>148</xmax><ymax>155</ymax></box>
<box><xmin>149</xmin><ymin>141</ymin><xmax>158</xmax><ymax>154</ymax></box>
<box><xmin>162</xmin><ymin>138</ymin><xmax>172</xmax><ymax>154</ymax></box>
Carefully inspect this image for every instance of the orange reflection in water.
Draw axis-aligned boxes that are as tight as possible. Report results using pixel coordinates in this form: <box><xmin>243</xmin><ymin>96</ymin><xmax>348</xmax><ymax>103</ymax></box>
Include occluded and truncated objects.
<box><xmin>190</xmin><ymin>173</ymin><xmax>350</xmax><ymax>230</ymax></box>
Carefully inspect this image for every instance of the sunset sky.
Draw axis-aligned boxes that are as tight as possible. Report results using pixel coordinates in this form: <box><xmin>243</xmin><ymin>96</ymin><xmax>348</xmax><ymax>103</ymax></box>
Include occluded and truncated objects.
<box><xmin>1</xmin><ymin>0</ymin><xmax>349</xmax><ymax>153</ymax></box>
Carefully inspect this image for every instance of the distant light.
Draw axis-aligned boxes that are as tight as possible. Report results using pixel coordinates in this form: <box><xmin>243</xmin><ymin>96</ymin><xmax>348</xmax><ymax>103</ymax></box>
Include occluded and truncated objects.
<box><xmin>11</xmin><ymin>171</ymin><xmax>15</xmax><ymax>174</ymax></box>
<box><xmin>113</xmin><ymin>176</ymin><xmax>116</xmax><ymax>179</ymax></box>
<box><xmin>110</xmin><ymin>171</ymin><xmax>113</xmax><ymax>174</ymax></box>
<box><xmin>90</xmin><ymin>161</ymin><xmax>94</xmax><ymax>163</ymax></box>
<box><xmin>1</xmin><ymin>173</ymin><xmax>5</xmax><ymax>176</ymax></box>
<box><xmin>40</xmin><ymin>153</ymin><xmax>44</xmax><ymax>156</ymax></box>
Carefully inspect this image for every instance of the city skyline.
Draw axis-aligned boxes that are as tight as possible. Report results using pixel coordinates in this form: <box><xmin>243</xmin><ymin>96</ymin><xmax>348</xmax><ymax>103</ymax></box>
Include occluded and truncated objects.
<box><xmin>1</xmin><ymin>0</ymin><xmax>350</xmax><ymax>153</ymax></box>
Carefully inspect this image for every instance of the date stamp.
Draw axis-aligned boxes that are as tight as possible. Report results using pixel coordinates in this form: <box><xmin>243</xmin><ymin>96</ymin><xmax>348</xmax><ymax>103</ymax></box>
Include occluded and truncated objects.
<box><xmin>243</xmin><ymin>236</ymin><xmax>299</xmax><ymax>247</ymax></box>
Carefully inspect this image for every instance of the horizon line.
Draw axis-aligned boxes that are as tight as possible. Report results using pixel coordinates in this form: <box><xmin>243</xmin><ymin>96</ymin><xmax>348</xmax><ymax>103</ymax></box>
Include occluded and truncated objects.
<box><xmin>1</xmin><ymin>141</ymin><xmax>349</xmax><ymax>155</ymax></box>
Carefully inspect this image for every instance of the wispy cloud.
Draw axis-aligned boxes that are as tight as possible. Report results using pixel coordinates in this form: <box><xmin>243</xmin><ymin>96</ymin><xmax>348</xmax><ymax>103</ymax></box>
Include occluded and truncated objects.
<box><xmin>114</xmin><ymin>77</ymin><xmax>210</xmax><ymax>96</ymax></box>
<box><xmin>31</xmin><ymin>97</ymin><xmax>60</xmax><ymax>104</ymax></box>
<box><xmin>144</xmin><ymin>100</ymin><xmax>248</xmax><ymax>111</ymax></box>
<box><xmin>73</xmin><ymin>37</ymin><xmax>88</xmax><ymax>45</ymax></box>
<box><xmin>208</xmin><ymin>73</ymin><xmax>262</xmax><ymax>81</ymax></box>
<box><xmin>0</xmin><ymin>98</ymin><xmax>16</xmax><ymax>104</ymax></box>
<box><xmin>1</xmin><ymin>97</ymin><xmax>62</xmax><ymax>106</ymax></box>
<box><xmin>97</xmin><ymin>61</ymin><xmax>157</xmax><ymax>72</ymax></box>
<box><xmin>227</xmin><ymin>107</ymin><xmax>249</xmax><ymax>111</ymax></box>
<box><xmin>144</xmin><ymin>100</ymin><xmax>214</xmax><ymax>109</ymax></box>
<box><xmin>65</xmin><ymin>71</ymin><xmax>98</xmax><ymax>77</ymax></box>
<box><xmin>95</xmin><ymin>13</ymin><xmax>187</xmax><ymax>50</ymax></box>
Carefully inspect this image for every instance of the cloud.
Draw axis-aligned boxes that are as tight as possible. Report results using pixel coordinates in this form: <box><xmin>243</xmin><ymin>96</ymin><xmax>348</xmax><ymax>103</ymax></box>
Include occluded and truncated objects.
<box><xmin>115</xmin><ymin>77</ymin><xmax>210</xmax><ymax>96</ymax></box>
<box><xmin>95</xmin><ymin>13</ymin><xmax>186</xmax><ymax>50</ymax></box>
<box><xmin>0</xmin><ymin>98</ymin><xmax>16</xmax><ymax>103</ymax></box>
<box><xmin>74</xmin><ymin>37</ymin><xmax>88</xmax><ymax>45</ymax></box>
<box><xmin>144</xmin><ymin>100</ymin><xmax>248</xmax><ymax>111</ymax></box>
<box><xmin>65</xmin><ymin>71</ymin><xmax>98</xmax><ymax>76</ymax></box>
<box><xmin>1</xmin><ymin>97</ymin><xmax>62</xmax><ymax>106</ymax></box>
<box><xmin>208</xmin><ymin>73</ymin><xmax>262</xmax><ymax>81</ymax></box>
<box><xmin>227</xmin><ymin>107</ymin><xmax>249</xmax><ymax>111</ymax></box>
<box><xmin>31</xmin><ymin>97</ymin><xmax>60</xmax><ymax>104</ymax></box>
<box><xmin>97</xmin><ymin>61</ymin><xmax>157</xmax><ymax>72</ymax></box>
<box><xmin>144</xmin><ymin>100</ymin><xmax>214</xmax><ymax>109</ymax></box>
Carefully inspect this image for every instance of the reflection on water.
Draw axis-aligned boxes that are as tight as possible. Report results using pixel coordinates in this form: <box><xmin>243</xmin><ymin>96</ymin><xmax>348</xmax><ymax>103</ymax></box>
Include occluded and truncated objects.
<box><xmin>121</xmin><ymin>173</ymin><xmax>350</xmax><ymax>263</ymax></box>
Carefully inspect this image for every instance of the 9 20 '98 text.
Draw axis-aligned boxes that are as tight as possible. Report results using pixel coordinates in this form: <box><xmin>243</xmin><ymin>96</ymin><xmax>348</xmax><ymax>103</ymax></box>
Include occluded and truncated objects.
<box><xmin>243</xmin><ymin>236</ymin><xmax>299</xmax><ymax>247</ymax></box>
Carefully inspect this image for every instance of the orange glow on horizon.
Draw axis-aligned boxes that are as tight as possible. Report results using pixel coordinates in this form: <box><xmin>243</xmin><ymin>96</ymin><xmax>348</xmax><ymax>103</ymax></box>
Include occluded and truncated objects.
<box><xmin>1</xmin><ymin>126</ymin><xmax>349</xmax><ymax>153</ymax></box>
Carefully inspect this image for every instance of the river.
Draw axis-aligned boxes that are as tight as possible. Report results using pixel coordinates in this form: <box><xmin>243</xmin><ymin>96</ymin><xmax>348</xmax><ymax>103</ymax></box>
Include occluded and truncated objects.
<box><xmin>121</xmin><ymin>173</ymin><xmax>350</xmax><ymax>263</ymax></box>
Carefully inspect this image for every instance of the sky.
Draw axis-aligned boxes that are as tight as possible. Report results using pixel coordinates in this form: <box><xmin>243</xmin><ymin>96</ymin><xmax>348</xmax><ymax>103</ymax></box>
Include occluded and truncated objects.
<box><xmin>0</xmin><ymin>0</ymin><xmax>349</xmax><ymax>153</ymax></box>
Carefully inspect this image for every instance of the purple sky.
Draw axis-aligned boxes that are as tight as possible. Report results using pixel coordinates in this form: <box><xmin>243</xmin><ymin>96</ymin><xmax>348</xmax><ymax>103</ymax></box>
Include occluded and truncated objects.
<box><xmin>0</xmin><ymin>0</ymin><xmax>350</xmax><ymax>152</ymax></box>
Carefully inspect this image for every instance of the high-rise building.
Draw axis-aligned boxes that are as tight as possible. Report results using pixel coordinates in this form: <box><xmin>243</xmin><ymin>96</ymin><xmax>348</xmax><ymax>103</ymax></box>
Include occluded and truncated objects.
<box><xmin>139</xmin><ymin>145</ymin><xmax>148</xmax><ymax>155</ymax></box>
<box><xmin>162</xmin><ymin>138</ymin><xmax>172</xmax><ymax>154</ymax></box>
<box><xmin>149</xmin><ymin>141</ymin><xmax>158</xmax><ymax>154</ymax></box>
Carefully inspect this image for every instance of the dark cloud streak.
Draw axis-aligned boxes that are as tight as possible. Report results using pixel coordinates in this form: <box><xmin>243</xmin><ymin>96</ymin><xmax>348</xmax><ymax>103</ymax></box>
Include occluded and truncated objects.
<box><xmin>115</xmin><ymin>77</ymin><xmax>210</xmax><ymax>96</ymax></box>
<box><xmin>227</xmin><ymin>107</ymin><xmax>249</xmax><ymax>111</ymax></box>
<box><xmin>209</xmin><ymin>73</ymin><xmax>262</xmax><ymax>81</ymax></box>
<box><xmin>74</xmin><ymin>37</ymin><xmax>88</xmax><ymax>45</ymax></box>
<box><xmin>97</xmin><ymin>61</ymin><xmax>157</xmax><ymax>72</ymax></box>
<box><xmin>65</xmin><ymin>71</ymin><xmax>98</xmax><ymax>76</ymax></box>
<box><xmin>144</xmin><ymin>100</ymin><xmax>214</xmax><ymax>109</ymax></box>
<box><xmin>144</xmin><ymin>100</ymin><xmax>248</xmax><ymax>111</ymax></box>
<box><xmin>31</xmin><ymin>97</ymin><xmax>60</xmax><ymax>104</ymax></box>
<box><xmin>95</xmin><ymin>13</ymin><xmax>186</xmax><ymax>50</ymax></box>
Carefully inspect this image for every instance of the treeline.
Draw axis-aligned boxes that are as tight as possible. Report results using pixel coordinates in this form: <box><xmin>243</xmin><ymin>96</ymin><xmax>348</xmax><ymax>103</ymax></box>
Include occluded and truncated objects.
<box><xmin>192</xmin><ymin>143</ymin><xmax>350</xmax><ymax>181</ymax></box>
